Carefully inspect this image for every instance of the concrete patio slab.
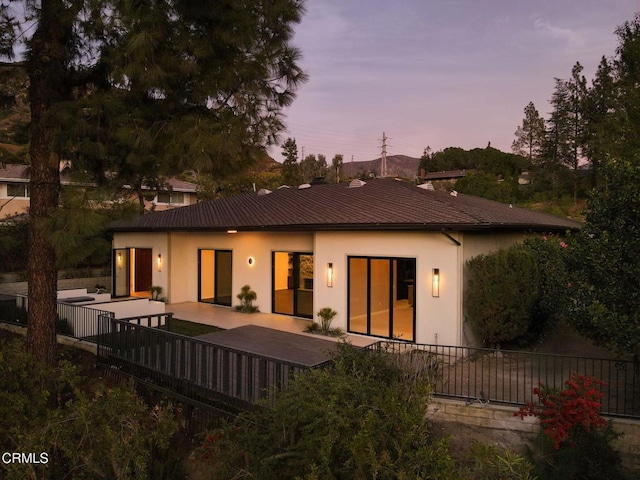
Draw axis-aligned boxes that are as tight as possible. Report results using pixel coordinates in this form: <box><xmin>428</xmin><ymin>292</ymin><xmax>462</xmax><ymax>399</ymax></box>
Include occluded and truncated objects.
<box><xmin>166</xmin><ymin>301</ymin><xmax>377</xmax><ymax>348</ymax></box>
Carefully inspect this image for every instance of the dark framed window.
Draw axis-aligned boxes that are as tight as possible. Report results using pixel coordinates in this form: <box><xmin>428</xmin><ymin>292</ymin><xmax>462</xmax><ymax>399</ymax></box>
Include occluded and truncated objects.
<box><xmin>348</xmin><ymin>256</ymin><xmax>416</xmax><ymax>341</ymax></box>
<box><xmin>157</xmin><ymin>191</ymin><xmax>185</xmax><ymax>204</ymax></box>
<box><xmin>7</xmin><ymin>183</ymin><xmax>29</xmax><ymax>197</ymax></box>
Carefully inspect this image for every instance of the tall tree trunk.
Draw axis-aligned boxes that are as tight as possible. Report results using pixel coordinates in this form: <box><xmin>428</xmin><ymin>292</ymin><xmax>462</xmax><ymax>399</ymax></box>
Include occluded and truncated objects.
<box><xmin>26</xmin><ymin>0</ymin><xmax>67</xmax><ymax>366</ymax></box>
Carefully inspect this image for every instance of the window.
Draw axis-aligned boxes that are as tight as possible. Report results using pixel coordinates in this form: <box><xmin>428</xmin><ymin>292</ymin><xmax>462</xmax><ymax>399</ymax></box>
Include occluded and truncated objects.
<box><xmin>348</xmin><ymin>256</ymin><xmax>416</xmax><ymax>341</ymax></box>
<box><xmin>7</xmin><ymin>183</ymin><xmax>29</xmax><ymax>198</ymax></box>
<box><xmin>157</xmin><ymin>191</ymin><xmax>185</xmax><ymax>204</ymax></box>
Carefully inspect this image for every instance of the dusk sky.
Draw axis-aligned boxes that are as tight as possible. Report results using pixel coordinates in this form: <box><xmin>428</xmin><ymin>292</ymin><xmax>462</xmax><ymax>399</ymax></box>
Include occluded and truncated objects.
<box><xmin>269</xmin><ymin>0</ymin><xmax>638</xmax><ymax>163</ymax></box>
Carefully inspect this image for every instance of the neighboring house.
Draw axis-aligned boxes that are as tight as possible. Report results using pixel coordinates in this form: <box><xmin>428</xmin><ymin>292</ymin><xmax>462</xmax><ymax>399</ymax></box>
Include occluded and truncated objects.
<box><xmin>149</xmin><ymin>177</ymin><xmax>199</xmax><ymax>211</ymax></box>
<box><xmin>0</xmin><ymin>163</ymin><xmax>198</xmax><ymax>219</ymax></box>
<box><xmin>419</xmin><ymin>169</ymin><xmax>476</xmax><ymax>190</ymax></box>
<box><xmin>110</xmin><ymin>178</ymin><xmax>580</xmax><ymax>346</ymax></box>
<box><xmin>0</xmin><ymin>163</ymin><xmax>30</xmax><ymax>218</ymax></box>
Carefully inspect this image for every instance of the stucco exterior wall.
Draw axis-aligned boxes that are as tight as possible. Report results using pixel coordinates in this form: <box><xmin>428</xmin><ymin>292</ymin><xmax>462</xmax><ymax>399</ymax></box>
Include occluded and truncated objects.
<box><xmin>166</xmin><ymin>231</ymin><xmax>313</xmax><ymax>306</ymax></box>
<box><xmin>460</xmin><ymin>231</ymin><xmax>527</xmax><ymax>264</ymax></box>
<box><xmin>314</xmin><ymin>231</ymin><xmax>462</xmax><ymax>346</ymax></box>
<box><xmin>0</xmin><ymin>181</ymin><xmax>29</xmax><ymax>218</ymax></box>
<box><xmin>112</xmin><ymin>232</ymin><xmax>170</xmax><ymax>295</ymax></box>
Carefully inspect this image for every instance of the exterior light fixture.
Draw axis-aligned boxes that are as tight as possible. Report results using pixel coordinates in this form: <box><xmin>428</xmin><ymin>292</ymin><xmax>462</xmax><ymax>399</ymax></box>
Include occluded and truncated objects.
<box><xmin>227</xmin><ymin>229</ymin><xmax>238</xmax><ymax>234</ymax></box>
<box><xmin>432</xmin><ymin>268</ymin><xmax>440</xmax><ymax>297</ymax></box>
<box><xmin>157</xmin><ymin>253</ymin><xmax>162</xmax><ymax>272</ymax></box>
<box><xmin>247</xmin><ymin>256</ymin><xmax>255</xmax><ymax>266</ymax></box>
<box><xmin>117</xmin><ymin>252</ymin><xmax>123</xmax><ymax>268</ymax></box>
<box><xmin>327</xmin><ymin>263</ymin><xmax>334</xmax><ymax>287</ymax></box>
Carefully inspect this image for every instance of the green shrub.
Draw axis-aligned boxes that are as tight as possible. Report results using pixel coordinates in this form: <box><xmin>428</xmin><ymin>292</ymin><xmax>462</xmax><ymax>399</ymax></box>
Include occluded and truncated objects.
<box><xmin>464</xmin><ymin>440</ymin><xmax>536</xmax><ymax>480</ymax></box>
<box><xmin>235</xmin><ymin>284</ymin><xmax>258</xmax><ymax>313</ymax></box>
<box><xmin>198</xmin><ymin>343</ymin><xmax>456</xmax><ymax>479</ymax></box>
<box><xmin>466</xmin><ymin>235</ymin><xmax>572</xmax><ymax>348</ymax></box>
<box><xmin>0</xmin><ymin>337</ymin><xmax>179</xmax><ymax>480</ymax></box>
<box><xmin>466</xmin><ymin>245</ymin><xmax>540</xmax><ymax>348</ymax></box>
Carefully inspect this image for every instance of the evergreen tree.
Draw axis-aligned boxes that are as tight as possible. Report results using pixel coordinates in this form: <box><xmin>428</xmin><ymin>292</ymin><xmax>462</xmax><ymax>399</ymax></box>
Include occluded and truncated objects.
<box><xmin>299</xmin><ymin>153</ymin><xmax>317</xmax><ymax>183</ymax></box>
<box><xmin>0</xmin><ymin>0</ymin><xmax>307</xmax><ymax>364</ymax></box>
<box><xmin>417</xmin><ymin>146</ymin><xmax>433</xmax><ymax>175</ymax></box>
<box><xmin>512</xmin><ymin>102</ymin><xmax>546</xmax><ymax>162</ymax></box>
<box><xmin>280</xmin><ymin>137</ymin><xmax>301</xmax><ymax>185</ymax></box>
<box><xmin>583</xmin><ymin>56</ymin><xmax>616</xmax><ymax>186</ymax></box>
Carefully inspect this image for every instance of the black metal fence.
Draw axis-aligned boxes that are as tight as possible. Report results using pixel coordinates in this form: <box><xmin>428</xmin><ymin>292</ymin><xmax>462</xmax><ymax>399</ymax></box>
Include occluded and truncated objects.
<box><xmin>96</xmin><ymin>315</ymin><xmax>320</xmax><ymax>413</ymax></box>
<box><xmin>370</xmin><ymin>341</ymin><xmax>640</xmax><ymax>418</ymax></box>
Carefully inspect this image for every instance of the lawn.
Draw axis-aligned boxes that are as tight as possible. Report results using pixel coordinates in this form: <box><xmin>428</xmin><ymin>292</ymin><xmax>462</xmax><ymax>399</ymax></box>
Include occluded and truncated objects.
<box><xmin>167</xmin><ymin>318</ymin><xmax>224</xmax><ymax>337</ymax></box>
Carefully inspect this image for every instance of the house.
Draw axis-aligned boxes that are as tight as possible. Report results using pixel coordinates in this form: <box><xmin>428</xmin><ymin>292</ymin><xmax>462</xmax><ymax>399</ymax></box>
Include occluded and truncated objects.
<box><xmin>110</xmin><ymin>178</ymin><xmax>580</xmax><ymax>346</ymax></box>
<box><xmin>418</xmin><ymin>169</ymin><xmax>476</xmax><ymax>190</ymax></box>
<box><xmin>0</xmin><ymin>163</ymin><xmax>198</xmax><ymax>219</ymax></box>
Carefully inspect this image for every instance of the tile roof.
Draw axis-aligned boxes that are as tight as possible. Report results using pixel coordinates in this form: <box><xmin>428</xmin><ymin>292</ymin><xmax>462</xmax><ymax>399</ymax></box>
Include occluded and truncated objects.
<box><xmin>112</xmin><ymin>178</ymin><xmax>581</xmax><ymax>233</ymax></box>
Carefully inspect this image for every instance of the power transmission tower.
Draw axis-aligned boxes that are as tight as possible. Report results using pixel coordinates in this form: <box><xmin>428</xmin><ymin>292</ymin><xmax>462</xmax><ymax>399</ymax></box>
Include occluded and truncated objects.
<box><xmin>380</xmin><ymin>132</ymin><xmax>388</xmax><ymax>177</ymax></box>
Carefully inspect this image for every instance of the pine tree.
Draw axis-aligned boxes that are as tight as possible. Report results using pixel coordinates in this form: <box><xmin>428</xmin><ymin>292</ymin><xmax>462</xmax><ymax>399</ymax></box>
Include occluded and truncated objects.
<box><xmin>511</xmin><ymin>102</ymin><xmax>546</xmax><ymax>162</ymax></box>
<box><xmin>281</xmin><ymin>137</ymin><xmax>302</xmax><ymax>185</ymax></box>
<box><xmin>0</xmin><ymin>0</ymin><xmax>307</xmax><ymax>364</ymax></box>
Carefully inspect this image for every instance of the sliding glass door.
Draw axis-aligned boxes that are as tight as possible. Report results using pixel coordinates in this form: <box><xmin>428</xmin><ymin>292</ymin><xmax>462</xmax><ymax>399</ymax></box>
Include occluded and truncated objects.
<box><xmin>272</xmin><ymin>252</ymin><xmax>314</xmax><ymax>318</ymax></box>
<box><xmin>199</xmin><ymin>249</ymin><xmax>232</xmax><ymax>306</ymax></box>
<box><xmin>348</xmin><ymin>256</ymin><xmax>416</xmax><ymax>341</ymax></box>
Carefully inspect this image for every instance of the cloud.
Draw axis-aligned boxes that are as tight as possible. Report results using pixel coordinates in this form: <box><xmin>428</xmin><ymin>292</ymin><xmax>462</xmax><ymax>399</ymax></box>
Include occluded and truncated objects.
<box><xmin>533</xmin><ymin>18</ymin><xmax>585</xmax><ymax>49</ymax></box>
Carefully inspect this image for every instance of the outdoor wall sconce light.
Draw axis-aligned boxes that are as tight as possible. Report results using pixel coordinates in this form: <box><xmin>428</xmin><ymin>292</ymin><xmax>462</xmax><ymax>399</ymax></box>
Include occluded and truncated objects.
<box><xmin>157</xmin><ymin>254</ymin><xmax>162</xmax><ymax>272</ymax></box>
<box><xmin>247</xmin><ymin>256</ymin><xmax>255</xmax><ymax>266</ymax></box>
<box><xmin>117</xmin><ymin>252</ymin><xmax>123</xmax><ymax>268</ymax></box>
<box><xmin>432</xmin><ymin>268</ymin><xmax>440</xmax><ymax>297</ymax></box>
<box><xmin>227</xmin><ymin>229</ymin><xmax>238</xmax><ymax>234</ymax></box>
<box><xmin>327</xmin><ymin>263</ymin><xmax>334</xmax><ymax>287</ymax></box>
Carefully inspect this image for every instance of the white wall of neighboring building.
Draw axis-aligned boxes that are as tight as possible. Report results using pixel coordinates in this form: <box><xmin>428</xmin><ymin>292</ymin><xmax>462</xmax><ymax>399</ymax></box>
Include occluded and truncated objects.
<box><xmin>314</xmin><ymin>230</ymin><xmax>462</xmax><ymax>346</ymax></box>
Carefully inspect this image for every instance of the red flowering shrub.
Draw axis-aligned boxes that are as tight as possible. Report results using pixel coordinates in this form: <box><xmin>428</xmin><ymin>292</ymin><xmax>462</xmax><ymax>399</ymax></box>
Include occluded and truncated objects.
<box><xmin>516</xmin><ymin>373</ymin><xmax>607</xmax><ymax>450</ymax></box>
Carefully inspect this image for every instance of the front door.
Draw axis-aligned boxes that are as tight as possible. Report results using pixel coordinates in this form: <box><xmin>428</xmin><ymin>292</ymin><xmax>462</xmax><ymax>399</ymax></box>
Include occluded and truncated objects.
<box><xmin>112</xmin><ymin>247</ymin><xmax>153</xmax><ymax>298</ymax></box>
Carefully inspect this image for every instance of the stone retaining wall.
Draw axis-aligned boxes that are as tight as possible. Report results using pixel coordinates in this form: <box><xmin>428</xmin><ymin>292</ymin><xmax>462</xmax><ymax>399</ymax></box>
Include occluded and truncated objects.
<box><xmin>429</xmin><ymin>398</ymin><xmax>640</xmax><ymax>472</ymax></box>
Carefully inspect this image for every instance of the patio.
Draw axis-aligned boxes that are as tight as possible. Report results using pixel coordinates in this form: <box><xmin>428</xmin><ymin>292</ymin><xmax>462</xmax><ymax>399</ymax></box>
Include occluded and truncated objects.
<box><xmin>166</xmin><ymin>301</ymin><xmax>377</xmax><ymax>348</ymax></box>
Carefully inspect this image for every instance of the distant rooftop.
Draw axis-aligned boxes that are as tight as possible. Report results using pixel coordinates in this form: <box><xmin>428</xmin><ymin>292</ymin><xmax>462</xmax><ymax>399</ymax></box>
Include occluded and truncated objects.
<box><xmin>420</xmin><ymin>169</ymin><xmax>476</xmax><ymax>181</ymax></box>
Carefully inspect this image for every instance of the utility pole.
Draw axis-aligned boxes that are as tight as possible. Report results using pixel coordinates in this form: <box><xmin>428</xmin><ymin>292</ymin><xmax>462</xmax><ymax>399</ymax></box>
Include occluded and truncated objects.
<box><xmin>301</xmin><ymin>146</ymin><xmax>305</xmax><ymax>160</ymax></box>
<box><xmin>380</xmin><ymin>131</ymin><xmax>388</xmax><ymax>177</ymax></box>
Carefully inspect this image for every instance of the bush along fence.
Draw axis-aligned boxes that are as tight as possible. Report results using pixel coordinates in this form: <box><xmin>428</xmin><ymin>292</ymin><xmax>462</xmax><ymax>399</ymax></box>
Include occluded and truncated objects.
<box><xmin>368</xmin><ymin>341</ymin><xmax>640</xmax><ymax>419</ymax></box>
<box><xmin>96</xmin><ymin>315</ymin><xmax>325</xmax><ymax>415</ymax></box>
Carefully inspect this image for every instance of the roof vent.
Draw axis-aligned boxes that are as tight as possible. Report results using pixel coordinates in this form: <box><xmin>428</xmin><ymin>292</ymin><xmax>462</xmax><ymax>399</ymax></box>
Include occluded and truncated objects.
<box><xmin>348</xmin><ymin>179</ymin><xmax>366</xmax><ymax>188</ymax></box>
<box><xmin>257</xmin><ymin>188</ymin><xmax>272</xmax><ymax>196</ymax></box>
<box><xmin>277</xmin><ymin>185</ymin><xmax>290</xmax><ymax>189</ymax></box>
<box><xmin>298</xmin><ymin>183</ymin><xmax>311</xmax><ymax>190</ymax></box>
<box><xmin>418</xmin><ymin>181</ymin><xmax>434</xmax><ymax>191</ymax></box>
<box><xmin>450</xmin><ymin>190</ymin><xmax>458</xmax><ymax>197</ymax></box>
